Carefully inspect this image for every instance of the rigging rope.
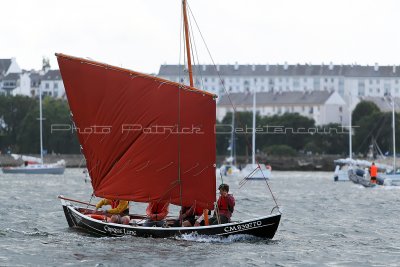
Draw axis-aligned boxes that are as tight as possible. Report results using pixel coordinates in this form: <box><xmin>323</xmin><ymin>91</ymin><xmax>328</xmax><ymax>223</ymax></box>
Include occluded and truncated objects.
<box><xmin>186</xmin><ymin>2</ymin><xmax>279</xmax><ymax>210</ymax></box>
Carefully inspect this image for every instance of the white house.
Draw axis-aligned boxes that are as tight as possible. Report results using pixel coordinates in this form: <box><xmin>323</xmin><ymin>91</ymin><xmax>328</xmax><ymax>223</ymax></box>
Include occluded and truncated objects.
<box><xmin>0</xmin><ymin>58</ymin><xmax>22</xmax><ymax>95</ymax></box>
<box><xmin>217</xmin><ymin>90</ymin><xmax>347</xmax><ymax>125</ymax></box>
<box><xmin>38</xmin><ymin>70</ymin><xmax>66</xmax><ymax>99</ymax></box>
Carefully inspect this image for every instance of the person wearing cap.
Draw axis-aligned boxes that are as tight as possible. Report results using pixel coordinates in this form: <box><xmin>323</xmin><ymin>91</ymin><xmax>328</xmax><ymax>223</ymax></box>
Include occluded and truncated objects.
<box><xmin>209</xmin><ymin>183</ymin><xmax>235</xmax><ymax>225</ymax></box>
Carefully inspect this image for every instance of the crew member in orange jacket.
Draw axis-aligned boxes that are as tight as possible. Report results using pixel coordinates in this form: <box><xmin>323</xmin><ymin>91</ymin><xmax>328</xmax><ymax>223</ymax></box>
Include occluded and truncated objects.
<box><xmin>369</xmin><ymin>162</ymin><xmax>378</xmax><ymax>184</ymax></box>
<box><xmin>144</xmin><ymin>201</ymin><xmax>170</xmax><ymax>227</ymax></box>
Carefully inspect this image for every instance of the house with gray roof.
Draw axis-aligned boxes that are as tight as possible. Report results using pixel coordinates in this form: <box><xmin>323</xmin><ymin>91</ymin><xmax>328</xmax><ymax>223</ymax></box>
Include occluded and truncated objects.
<box><xmin>217</xmin><ymin>90</ymin><xmax>347</xmax><ymax>125</ymax></box>
<box><xmin>0</xmin><ymin>58</ymin><xmax>22</xmax><ymax>95</ymax></box>
<box><xmin>359</xmin><ymin>96</ymin><xmax>400</xmax><ymax>113</ymax></box>
<box><xmin>39</xmin><ymin>70</ymin><xmax>65</xmax><ymax>99</ymax></box>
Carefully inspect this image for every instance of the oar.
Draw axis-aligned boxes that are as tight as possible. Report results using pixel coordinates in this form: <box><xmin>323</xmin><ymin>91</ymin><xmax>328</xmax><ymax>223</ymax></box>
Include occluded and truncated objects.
<box><xmin>58</xmin><ymin>195</ymin><xmax>96</xmax><ymax>207</ymax></box>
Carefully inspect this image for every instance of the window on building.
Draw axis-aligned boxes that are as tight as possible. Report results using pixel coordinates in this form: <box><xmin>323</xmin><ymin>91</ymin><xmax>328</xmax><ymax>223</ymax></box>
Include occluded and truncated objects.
<box><xmin>339</xmin><ymin>106</ymin><xmax>343</xmax><ymax>112</ymax></box>
<box><xmin>324</xmin><ymin>78</ymin><xmax>328</xmax><ymax>82</ymax></box>
<box><xmin>293</xmin><ymin>78</ymin><xmax>300</xmax><ymax>88</ymax></box>
<box><xmin>54</xmin><ymin>83</ymin><xmax>58</xmax><ymax>89</ymax></box>
<box><xmin>331</xmin><ymin>78</ymin><xmax>334</xmax><ymax>82</ymax></box>
<box><xmin>314</xmin><ymin>78</ymin><xmax>320</xmax><ymax>90</ymax></box>
<box><xmin>358</xmin><ymin>80</ymin><xmax>365</xmax><ymax>96</ymax></box>
<box><xmin>369</xmin><ymin>79</ymin><xmax>373</xmax><ymax>84</ymax></box>
<box><xmin>45</xmin><ymin>83</ymin><xmax>49</xmax><ymax>89</ymax></box>
<box><xmin>309</xmin><ymin>106</ymin><xmax>314</xmax><ymax>114</ymax></box>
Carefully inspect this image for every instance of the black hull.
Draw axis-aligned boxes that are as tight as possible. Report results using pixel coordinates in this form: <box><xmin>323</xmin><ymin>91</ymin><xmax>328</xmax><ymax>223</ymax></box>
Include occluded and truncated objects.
<box><xmin>60</xmin><ymin>199</ymin><xmax>281</xmax><ymax>239</ymax></box>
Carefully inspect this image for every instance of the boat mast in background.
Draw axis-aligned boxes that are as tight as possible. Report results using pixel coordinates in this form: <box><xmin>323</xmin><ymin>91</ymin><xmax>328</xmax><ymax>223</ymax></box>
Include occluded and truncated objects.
<box><xmin>349</xmin><ymin>95</ymin><xmax>352</xmax><ymax>160</ymax></box>
<box><xmin>392</xmin><ymin>96</ymin><xmax>396</xmax><ymax>171</ymax></box>
<box><xmin>252</xmin><ymin>84</ymin><xmax>256</xmax><ymax>165</ymax></box>
<box><xmin>39</xmin><ymin>84</ymin><xmax>44</xmax><ymax>164</ymax></box>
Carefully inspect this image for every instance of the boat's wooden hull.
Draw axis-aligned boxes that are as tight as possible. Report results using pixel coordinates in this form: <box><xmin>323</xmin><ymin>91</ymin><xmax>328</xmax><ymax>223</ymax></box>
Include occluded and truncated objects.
<box><xmin>61</xmin><ymin>199</ymin><xmax>281</xmax><ymax>239</ymax></box>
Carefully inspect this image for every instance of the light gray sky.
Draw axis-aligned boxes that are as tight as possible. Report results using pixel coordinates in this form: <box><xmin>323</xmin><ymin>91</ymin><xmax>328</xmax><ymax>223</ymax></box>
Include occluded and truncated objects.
<box><xmin>1</xmin><ymin>0</ymin><xmax>400</xmax><ymax>74</ymax></box>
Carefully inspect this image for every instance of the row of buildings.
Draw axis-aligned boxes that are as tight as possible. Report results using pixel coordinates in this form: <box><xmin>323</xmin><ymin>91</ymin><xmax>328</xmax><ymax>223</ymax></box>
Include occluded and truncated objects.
<box><xmin>1</xmin><ymin>57</ymin><xmax>398</xmax><ymax>126</ymax></box>
<box><xmin>159</xmin><ymin>63</ymin><xmax>400</xmax><ymax>125</ymax></box>
<box><xmin>0</xmin><ymin>58</ymin><xmax>64</xmax><ymax>98</ymax></box>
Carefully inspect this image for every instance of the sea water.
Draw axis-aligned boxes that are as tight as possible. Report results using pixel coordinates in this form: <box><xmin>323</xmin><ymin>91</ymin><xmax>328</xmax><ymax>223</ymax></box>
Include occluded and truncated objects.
<box><xmin>1</xmin><ymin>169</ymin><xmax>399</xmax><ymax>266</ymax></box>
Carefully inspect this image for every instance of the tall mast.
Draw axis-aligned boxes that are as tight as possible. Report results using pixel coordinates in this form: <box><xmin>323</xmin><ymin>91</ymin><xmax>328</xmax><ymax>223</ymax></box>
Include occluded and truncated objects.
<box><xmin>393</xmin><ymin>97</ymin><xmax>396</xmax><ymax>172</ymax></box>
<box><xmin>230</xmin><ymin>111</ymin><xmax>236</xmax><ymax>165</ymax></box>
<box><xmin>182</xmin><ymin>0</ymin><xmax>194</xmax><ymax>87</ymax></box>
<box><xmin>349</xmin><ymin>95</ymin><xmax>352</xmax><ymax>160</ymax></box>
<box><xmin>39</xmin><ymin>86</ymin><xmax>44</xmax><ymax>165</ymax></box>
<box><xmin>252</xmin><ymin>86</ymin><xmax>256</xmax><ymax>165</ymax></box>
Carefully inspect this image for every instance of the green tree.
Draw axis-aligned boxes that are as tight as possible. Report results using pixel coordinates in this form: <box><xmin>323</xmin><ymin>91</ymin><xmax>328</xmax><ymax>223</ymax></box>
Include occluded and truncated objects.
<box><xmin>0</xmin><ymin>95</ymin><xmax>36</xmax><ymax>153</ymax></box>
<box><xmin>352</xmin><ymin>101</ymin><xmax>380</xmax><ymax>126</ymax></box>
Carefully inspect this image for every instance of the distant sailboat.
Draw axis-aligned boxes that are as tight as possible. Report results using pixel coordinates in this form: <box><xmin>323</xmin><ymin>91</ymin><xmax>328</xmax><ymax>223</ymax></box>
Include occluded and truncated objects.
<box><xmin>241</xmin><ymin>86</ymin><xmax>272</xmax><ymax>180</ymax></box>
<box><xmin>219</xmin><ymin>111</ymin><xmax>240</xmax><ymax>177</ymax></box>
<box><xmin>378</xmin><ymin>96</ymin><xmax>400</xmax><ymax>185</ymax></box>
<box><xmin>1</xmin><ymin>86</ymin><xmax>65</xmax><ymax>175</ymax></box>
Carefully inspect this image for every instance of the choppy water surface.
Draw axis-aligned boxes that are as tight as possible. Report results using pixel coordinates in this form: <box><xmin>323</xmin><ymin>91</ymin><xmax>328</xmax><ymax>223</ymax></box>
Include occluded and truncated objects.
<box><xmin>1</xmin><ymin>169</ymin><xmax>400</xmax><ymax>266</ymax></box>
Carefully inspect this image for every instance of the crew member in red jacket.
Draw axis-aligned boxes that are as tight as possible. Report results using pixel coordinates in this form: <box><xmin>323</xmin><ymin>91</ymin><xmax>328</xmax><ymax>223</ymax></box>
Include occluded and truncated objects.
<box><xmin>144</xmin><ymin>201</ymin><xmax>170</xmax><ymax>227</ymax></box>
<box><xmin>178</xmin><ymin>205</ymin><xmax>204</xmax><ymax>227</ymax></box>
<box><xmin>209</xmin><ymin>183</ymin><xmax>235</xmax><ymax>225</ymax></box>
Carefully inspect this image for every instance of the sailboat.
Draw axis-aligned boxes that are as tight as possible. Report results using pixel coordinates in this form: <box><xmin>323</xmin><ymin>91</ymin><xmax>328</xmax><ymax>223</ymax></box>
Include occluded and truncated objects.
<box><xmin>241</xmin><ymin>86</ymin><xmax>272</xmax><ymax>180</ymax></box>
<box><xmin>378</xmin><ymin>96</ymin><xmax>400</xmax><ymax>185</ymax></box>
<box><xmin>1</xmin><ymin>86</ymin><xmax>65</xmax><ymax>175</ymax></box>
<box><xmin>57</xmin><ymin>0</ymin><xmax>281</xmax><ymax>238</ymax></box>
<box><xmin>219</xmin><ymin>112</ymin><xmax>240</xmax><ymax>177</ymax></box>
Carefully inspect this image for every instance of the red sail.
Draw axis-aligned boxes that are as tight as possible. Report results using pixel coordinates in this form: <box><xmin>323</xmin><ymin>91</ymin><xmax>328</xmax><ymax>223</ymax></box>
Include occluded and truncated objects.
<box><xmin>56</xmin><ymin>54</ymin><xmax>216</xmax><ymax>209</ymax></box>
